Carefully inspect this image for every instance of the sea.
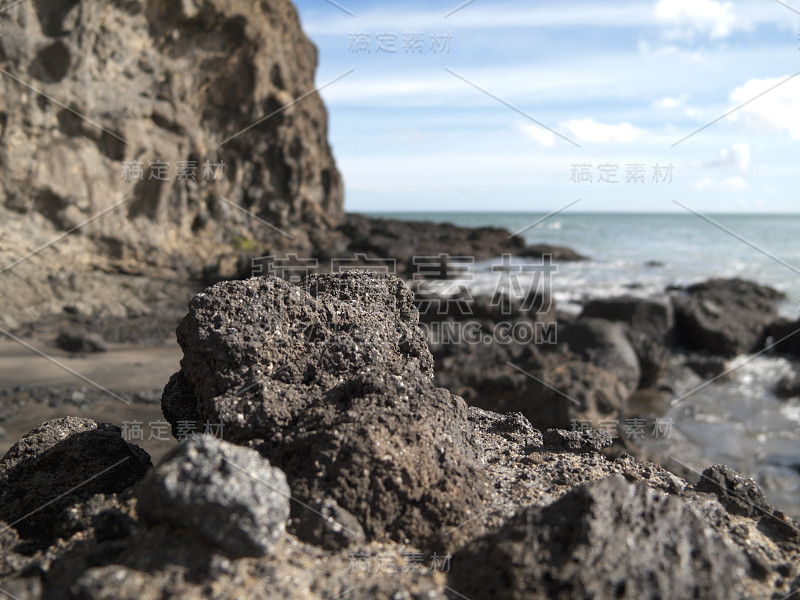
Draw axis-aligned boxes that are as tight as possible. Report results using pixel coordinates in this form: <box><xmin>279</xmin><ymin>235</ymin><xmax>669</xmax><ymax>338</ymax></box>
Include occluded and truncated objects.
<box><xmin>368</xmin><ymin>212</ymin><xmax>800</xmax><ymax>517</ymax></box>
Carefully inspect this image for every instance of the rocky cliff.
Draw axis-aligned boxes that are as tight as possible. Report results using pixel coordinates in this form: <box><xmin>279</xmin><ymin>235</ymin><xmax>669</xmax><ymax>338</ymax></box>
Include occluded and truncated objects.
<box><xmin>0</xmin><ymin>0</ymin><xmax>343</xmax><ymax>327</ymax></box>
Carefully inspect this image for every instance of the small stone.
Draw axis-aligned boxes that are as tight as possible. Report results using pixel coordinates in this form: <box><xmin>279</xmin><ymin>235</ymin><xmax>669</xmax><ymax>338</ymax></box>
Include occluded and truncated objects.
<box><xmin>135</xmin><ymin>435</ymin><xmax>290</xmax><ymax>558</ymax></box>
<box><xmin>56</xmin><ymin>329</ymin><xmax>108</xmax><ymax>353</ymax></box>
<box><xmin>694</xmin><ymin>464</ymin><xmax>774</xmax><ymax>519</ymax></box>
<box><xmin>292</xmin><ymin>498</ymin><xmax>366</xmax><ymax>551</ymax></box>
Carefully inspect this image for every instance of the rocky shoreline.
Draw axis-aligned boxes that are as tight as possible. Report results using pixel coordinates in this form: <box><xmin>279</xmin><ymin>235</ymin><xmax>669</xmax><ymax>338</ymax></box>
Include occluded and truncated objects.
<box><xmin>1</xmin><ymin>271</ymin><xmax>799</xmax><ymax>599</ymax></box>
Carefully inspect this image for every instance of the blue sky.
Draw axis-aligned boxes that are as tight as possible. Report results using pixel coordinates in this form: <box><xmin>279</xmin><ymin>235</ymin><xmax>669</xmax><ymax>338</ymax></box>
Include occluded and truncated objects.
<box><xmin>292</xmin><ymin>0</ymin><xmax>800</xmax><ymax>213</ymax></box>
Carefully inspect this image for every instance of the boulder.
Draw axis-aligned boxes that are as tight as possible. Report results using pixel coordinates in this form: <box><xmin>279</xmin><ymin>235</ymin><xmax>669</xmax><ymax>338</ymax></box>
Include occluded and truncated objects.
<box><xmin>671</xmin><ymin>278</ymin><xmax>784</xmax><ymax>357</ymax></box>
<box><xmin>558</xmin><ymin>318</ymin><xmax>641</xmax><ymax>391</ymax></box>
<box><xmin>161</xmin><ymin>272</ymin><xmax>492</xmax><ymax>551</ymax></box>
<box><xmin>581</xmin><ymin>295</ymin><xmax>674</xmax><ymax>342</ymax></box>
<box><xmin>0</xmin><ymin>417</ymin><xmax>151</xmax><ymax>540</ymax></box>
<box><xmin>135</xmin><ymin>435</ymin><xmax>290</xmax><ymax>558</ymax></box>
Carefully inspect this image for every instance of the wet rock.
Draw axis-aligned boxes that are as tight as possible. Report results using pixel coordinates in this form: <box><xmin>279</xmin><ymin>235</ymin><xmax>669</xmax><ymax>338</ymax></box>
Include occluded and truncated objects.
<box><xmin>161</xmin><ymin>273</ymin><xmax>492</xmax><ymax>551</ymax></box>
<box><xmin>0</xmin><ymin>417</ymin><xmax>151</xmax><ymax>540</ymax></box>
<box><xmin>775</xmin><ymin>373</ymin><xmax>800</xmax><ymax>399</ymax></box>
<box><xmin>672</xmin><ymin>278</ymin><xmax>784</xmax><ymax>357</ymax></box>
<box><xmin>542</xmin><ymin>428</ymin><xmax>613</xmax><ymax>454</ymax></box>
<box><xmin>765</xmin><ymin>318</ymin><xmax>800</xmax><ymax>355</ymax></box>
<box><xmin>581</xmin><ymin>295</ymin><xmax>675</xmax><ymax>342</ymax></box>
<box><xmin>55</xmin><ymin>329</ymin><xmax>109</xmax><ymax>353</ymax></box>
<box><xmin>135</xmin><ymin>435</ymin><xmax>290</xmax><ymax>558</ymax></box>
<box><xmin>558</xmin><ymin>318</ymin><xmax>641</xmax><ymax>390</ymax></box>
<box><xmin>694</xmin><ymin>464</ymin><xmax>774</xmax><ymax>519</ymax></box>
<box><xmin>450</xmin><ymin>475</ymin><xmax>750</xmax><ymax>600</ymax></box>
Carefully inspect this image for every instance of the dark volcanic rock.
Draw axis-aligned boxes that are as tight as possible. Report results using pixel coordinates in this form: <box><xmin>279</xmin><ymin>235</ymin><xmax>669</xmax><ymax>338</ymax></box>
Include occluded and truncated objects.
<box><xmin>450</xmin><ymin>475</ymin><xmax>750</xmax><ymax>600</ymax></box>
<box><xmin>765</xmin><ymin>318</ymin><xmax>800</xmax><ymax>355</ymax></box>
<box><xmin>0</xmin><ymin>417</ymin><xmax>151</xmax><ymax>540</ymax></box>
<box><xmin>582</xmin><ymin>295</ymin><xmax>675</xmax><ymax>342</ymax></box>
<box><xmin>558</xmin><ymin>318</ymin><xmax>641</xmax><ymax>391</ymax></box>
<box><xmin>135</xmin><ymin>435</ymin><xmax>290</xmax><ymax>558</ymax></box>
<box><xmin>542</xmin><ymin>428</ymin><xmax>613</xmax><ymax>453</ymax></box>
<box><xmin>336</xmin><ymin>213</ymin><xmax>585</xmax><ymax>275</ymax></box>
<box><xmin>694</xmin><ymin>464</ymin><xmax>774</xmax><ymax>519</ymax></box>
<box><xmin>671</xmin><ymin>278</ymin><xmax>784</xmax><ymax>357</ymax></box>
<box><xmin>161</xmin><ymin>273</ymin><xmax>492</xmax><ymax>551</ymax></box>
<box><xmin>775</xmin><ymin>373</ymin><xmax>800</xmax><ymax>399</ymax></box>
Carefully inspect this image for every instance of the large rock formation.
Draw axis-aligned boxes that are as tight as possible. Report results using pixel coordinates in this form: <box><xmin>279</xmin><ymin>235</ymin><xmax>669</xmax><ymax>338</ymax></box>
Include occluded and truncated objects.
<box><xmin>0</xmin><ymin>0</ymin><xmax>343</xmax><ymax>327</ymax></box>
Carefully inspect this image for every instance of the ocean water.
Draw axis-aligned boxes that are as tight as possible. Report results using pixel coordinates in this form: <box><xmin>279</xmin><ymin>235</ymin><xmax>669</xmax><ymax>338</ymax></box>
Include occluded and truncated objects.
<box><xmin>368</xmin><ymin>211</ymin><xmax>800</xmax><ymax>516</ymax></box>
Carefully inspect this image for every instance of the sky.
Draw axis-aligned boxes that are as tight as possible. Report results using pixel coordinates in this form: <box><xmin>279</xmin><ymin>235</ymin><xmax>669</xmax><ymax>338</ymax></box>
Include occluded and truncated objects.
<box><xmin>291</xmin><ymin>0</ymin><xmax>800</xmax><ymax>213</ymax></box>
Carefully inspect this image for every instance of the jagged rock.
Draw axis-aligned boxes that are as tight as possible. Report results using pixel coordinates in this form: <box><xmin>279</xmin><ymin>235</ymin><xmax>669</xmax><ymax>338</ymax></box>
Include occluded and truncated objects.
<box><xmin>0</xmin><ymin>0</ymin><xmax>342</xmax><ymax>328</ymax></box>
<box><xmin>558</xmin><ymin>318</ymin><xmax>641</xmax><ymax>391</ymax></box>
<box><xmin>694</xmin><ymin>464</ymin><xmax>775</xmax><ymax>519</ymax></box>
<box><xmin>542</xmin><ymin>428</ymin><xmax>613</xmax><ymax>454</ymax></box>
<box><xmin>449</xmin><ymin>475</ymin><xmax>750</xmax><ymax>600</ymax></box>
<box><xmin>161</xmin><ymin>272</ymin><xmax>493</xmax><ymax>551</ymax></box>
<box><xmin>672</xmin><ymin>278</ymin><xmax>784</xmax><ymax>357</ymax></box>
<box><xmin>0</xmin><ymin>417</ymin><xmax>151</xmax><ymax>540</ymax></box>
<box><xmin>135</xmin><ymin>435</ymin><xmax>290</xmax><ymax>558</ymax></box>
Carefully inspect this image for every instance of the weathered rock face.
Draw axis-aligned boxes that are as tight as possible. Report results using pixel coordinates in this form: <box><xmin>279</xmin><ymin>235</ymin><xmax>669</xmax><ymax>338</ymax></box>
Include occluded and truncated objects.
<box><xmin>0</xmin><ymin>0</ymin><xmax>343</xmax><ymax>326</ymax></box>
<box><xmin>161</xmin><ymin>272</ymin><xmax>493</xmax><ymax>551</ymax></box>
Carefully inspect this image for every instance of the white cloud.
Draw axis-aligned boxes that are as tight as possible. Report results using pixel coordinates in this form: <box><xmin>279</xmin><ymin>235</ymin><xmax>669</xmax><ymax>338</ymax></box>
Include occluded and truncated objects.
<box><xmin>727</xmin><ymin>76</ymin><xmax>800</xmax><ymax>140</ymax></box>
<box><xmin>693</xmin><ymin>175</ymin><xmax>748</xmax><ymax>191</ymax></box>
<box><xmin>519</xmin><ymin>123</ymin><xmax>556</xmax><ymax>147</ymax></box>
<box><xmin>654</xmin><ymin>94</ymin><xmax>687</xmax><ymax>109</ymax></box>
<box><xmin>564</xmin><ymin>119</ymin><xmax>646</xmax><ymax>144</ymax></box>
<box><xmin>702</xmin><ymin>142</ymin><xmax>750</xmax><ymax>172</ymax></box>
<box><xmin>655</xmin><ymin>0</ymin><xmax>738</xmax><ymax>38</ymax></box>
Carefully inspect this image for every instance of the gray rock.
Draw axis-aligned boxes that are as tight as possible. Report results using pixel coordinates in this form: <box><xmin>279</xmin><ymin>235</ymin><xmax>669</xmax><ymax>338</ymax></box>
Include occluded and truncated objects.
<box><xmin>559</xmin><ymin>318</ymin><xmax>641</xmax><ymax>391</ymax></box>
<box><xmin>135</xmin><ymin>435</ymin><xmax>290</xmax><ymax>558</ymax></box>
<box><xmin>450</xmin><ymin>475</ymin><xmax>750</xmax><ymax>600</ymax></box>
<box><xmin>775</xmin><ymin>373</ymin><xmax>800</xmax><ymax>399</ymax></box>
<box><xmin>0</xmin><ymin>417</ymin><xmax>152</xmax><ymax>540</ymax></box>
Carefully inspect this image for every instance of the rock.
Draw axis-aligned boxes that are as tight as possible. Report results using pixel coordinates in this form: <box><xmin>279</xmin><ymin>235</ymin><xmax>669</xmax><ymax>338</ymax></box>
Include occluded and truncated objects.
<box><xmin>0</xmin><ymin>0</ymin><xmax>343</xmax><ymax>328</ymax></box>
<box><xmin>558</xmin><ymin>318</ymin><xmax>641</xmax><ymax>391</ymax></box>
<box><xmin>450</xmin><ymin>475</ymin><xmax>749</xmax><ymax>600</ymax></box>
<box><xmin>0</xmin><ymin>417</ymin><xmax>151</xmax><ymax>540</ymax></box>
<box><xmin>775</xmin><ymin>373</ymin><xmax>800</xmax><ymax>399</ymax></box>
<box><xmin>291</xmin><ymin>498</ymin><xmax>366</xmax><ymax>551</ymax></box>
<box><xmin>581</xmin><ymin>295</ymin><xmax>675</xmax><ymax>342</ymax></box>
<box><xmin>55</xmin><ymin>328</ymin><xmax>108</xmax><ymax>353</ymax></box>
<box><xmin>694</xmin><ymin>464</ymin><xmax>774</xmax><ymax>519</ymax></box>
<box><xmin>542</xmin><ymin>428</ymin><xmax>613</xmax><ymax>453</ymax></box>
<box><xmin>337</xmin><ymin>213</ymin><xmax>585</xmax><ymax>275</ymax></box>
<box><xmin>161</xmin><ymin>273</ymin><xmax>493</xmax><ymax>551</ymax></box>
<box><xmin>671</xmin><ymin>278</ymin><xmax>784</xmax><ymax>357</ymax></box>
<box><xmin>683</xmin><ymin>353</ymin><xmax>729</xmax><ymax>379</ymax></box>
<box><xmin>765</xmin><ymin>318</ymin><xmax>800</xmax><ymax>355</ymax></box>
<box><xmin>135</xmin><ymin>435</ymin><xmax>289</xmax><ymax>558</ymax></box>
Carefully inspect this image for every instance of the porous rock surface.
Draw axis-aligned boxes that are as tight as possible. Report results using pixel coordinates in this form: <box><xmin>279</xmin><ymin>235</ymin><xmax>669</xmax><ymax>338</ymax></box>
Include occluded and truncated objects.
<box><xmin>135</xmin><ymin>435</ymin><xmax>290</xmax><ymax>558</ymax></box>
<box><xmin>162</xmin><ymin>272</ymin><xmax>494</xmax><ymax>551</ymax></box>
